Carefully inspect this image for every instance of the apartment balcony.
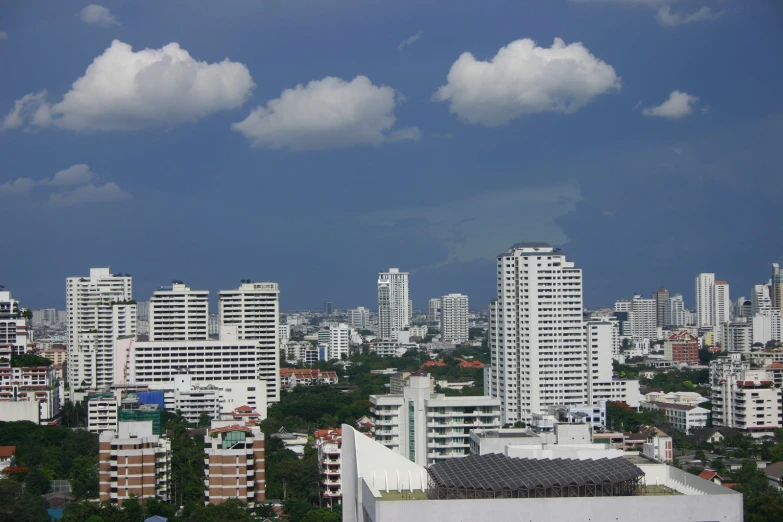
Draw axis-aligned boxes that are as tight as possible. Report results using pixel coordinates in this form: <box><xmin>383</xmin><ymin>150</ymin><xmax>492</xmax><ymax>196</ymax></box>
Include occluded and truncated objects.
<box><xmin>322</xmin><ymin>478</ymin><xmax>341</xmax><ymax>486</ymax></box>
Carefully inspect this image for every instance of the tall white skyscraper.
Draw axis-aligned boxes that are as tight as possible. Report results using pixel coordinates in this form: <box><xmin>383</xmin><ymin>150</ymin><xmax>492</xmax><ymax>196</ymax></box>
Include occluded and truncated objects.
<box><xmin>668</xmin><ymin>294</ymin><xmax>687</xmax><ymax>327</ymax></box>
<box><xmin>66</xmin><ymin>268</ymin><xmax>135</xmax><ymax>388</ymax></box>
<box><xmin>695</xmin><ymin>273</ymin><xmax>716</xmax><ymax>328</ymax></box>
<box><xmin>428</xmin><ymin>298</ymin><xmax>441</xmax><ymax>323</ymax></box>
<box><xmin>219</xmin><ymin>282</ymin><xmax>280</xmax><ymax>403</ymax></box>
<box><xmin>148</xmin><ymin>282</ymin><xmax>208</xmax><ymax>342</ymax></box>
<box><xmin>487</xmin><ymin>243</ymin><xmax>588</xmax><ymax>425</ymax></box>
<box><xmin>629</xmin><ymin>294</ymin><xmax>656</xmax><ymax>342</ymax></box>
<box><xmin>377</xmin><ymin>268</ymin><xmax>409</xmax><ymax>340</ymax></box>
<box><xmin>713</xmin><ymin>280</ymin><xmax>731</xmax><ymax>326</ymax></box>
<box><xmin>440</xmin><ymin>293</ymin><xmax>469</xmax><ymax>344</ymax></box>
<box><xmin>752</xmin><ymin>283</ymin><xmax>772</xmax><ymax>316</ymax></box>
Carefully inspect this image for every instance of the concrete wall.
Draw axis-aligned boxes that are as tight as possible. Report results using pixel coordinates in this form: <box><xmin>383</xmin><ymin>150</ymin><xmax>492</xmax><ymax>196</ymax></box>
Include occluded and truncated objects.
<box><xmin>0</xmin><ymin>400</ymin><xmax>39</xmax><ymax>423</ymax></box>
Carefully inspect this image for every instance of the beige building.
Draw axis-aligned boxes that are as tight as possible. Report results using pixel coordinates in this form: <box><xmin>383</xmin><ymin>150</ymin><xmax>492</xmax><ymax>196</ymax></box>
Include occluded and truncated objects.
<box><xmin>204</xmin><ymin>423</ymin><xmax>265</xmax><ymax>506</ymax></box>
<box><xmin>98</xmin><ymin>421</ymin><xmax>171</xmax><ymax>505</ymax></box>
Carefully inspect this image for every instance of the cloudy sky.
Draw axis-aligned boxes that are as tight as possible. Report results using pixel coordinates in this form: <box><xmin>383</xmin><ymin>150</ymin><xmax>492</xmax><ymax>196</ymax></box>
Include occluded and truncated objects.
<box><xmin>1</xmin><ymin>0</ymin><xmax>781</xmax><ymax>311</ymax></box>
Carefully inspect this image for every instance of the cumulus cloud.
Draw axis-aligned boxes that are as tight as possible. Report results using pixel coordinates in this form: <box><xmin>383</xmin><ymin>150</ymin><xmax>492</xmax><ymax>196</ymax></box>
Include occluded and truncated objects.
<box><xmin>4</xmin><ymin>40</ymin><xmax>254</xmax><ymax>131</ymax></box>
<box><xmin>0</xmin><ymin>178</ymin><xmax>37</xmax><ymax>198</ymax></box>
<box><xmin>642</xmin><ymin>90</ymin><xmax>699</xmax><ymax>119</ymax></box>
<box><xmin>49</xmin><ymin>182</ymin><xmax>130</xmax><ymax>206</ymax></box>
<box><xmin>80</xmin><ymin>4</ymin><xmax>120</xmax><ymax>26</ymax></box>
<box><xmin>434</xmin><ymin>38</ymin><xmax>621</xmax><ymax>126</ymax></box>
<box><xmin>232</xmin><ymin>75</ymin><xmax>419</xmax><ymax>150</ymax></box>
<box><xmin>46</xmin><ymin>164</ymin><xmax>96</xmax><ymax>186</ymax></box>
<box><xmin>398</xmin><ymin>30</ymin><xmax>423</xmax><ymax>51</ymax></box>
<box><xmin>657</xmin><ymin>6</ymin><xmax>724</xmax><ymax>27</ymax></box>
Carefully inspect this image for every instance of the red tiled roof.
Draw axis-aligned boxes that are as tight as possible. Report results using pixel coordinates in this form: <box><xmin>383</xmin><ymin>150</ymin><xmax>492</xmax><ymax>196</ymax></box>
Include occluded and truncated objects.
<box><xmin>698</xmin><ymin>470</ymin><xmax>717</xmax><ymax>481</ymax></box>
<box><xmin>0</xmin><ymin>446</ymin><xmax>16</xmax><ymax>458</ymax></box>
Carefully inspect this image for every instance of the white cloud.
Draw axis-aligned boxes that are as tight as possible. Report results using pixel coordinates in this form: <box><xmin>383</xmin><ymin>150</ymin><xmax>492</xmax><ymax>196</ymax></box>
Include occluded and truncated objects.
<box><xmin>398</xmin><ymin>30</ymin><xmax>423</xmax><ymax>51</ymax></box>
<box><xmin>434</xmin><ymin>38</ymin><xmax>621</xmax><ymax>126</ymax></box>
<box><xmin>642</xmin><ymin>90</ymin><xmax>699</xmax><ymax>119</ymax></box>
<box><xmin>232</xmin><ymin>75</ymin><xmax>419</xmax><ymax>150</ymax></box>
<box><xmin>80</xmin><ymin>4</ymin><xmax>120</xmax><ymax>26</ymax></box>
<box><xmin>0</xmin><ymin>178</ymin><xmax>37</xmax><ymax>198</ymax></box>
<box><xmin>657</xmin><ymin>6</ymin><xmax>724</xmax><ymax>27</ymax></box>
<box><xmin>46</xmin><ymin>164</ymin><xmax>96</xmax><ymax>186</ymax></box>
<box><xmin>0</xmin><ymin>31</ymin><xmax>8</xmax><ymax>40</ymax></box>
<box><xmin>5</xmin><ymin>40</ymin><xmax>254</xmax><ymax>131</ymax></box>
<box><xmin>49</xmin><ymin>182</ymin><xmax>131</xmax><ymax>207</ymax></box>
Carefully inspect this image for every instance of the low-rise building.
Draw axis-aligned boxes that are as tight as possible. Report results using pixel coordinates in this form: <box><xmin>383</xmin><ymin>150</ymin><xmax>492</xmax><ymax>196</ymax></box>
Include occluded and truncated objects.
<box><xmin>280</xmin><ymin>368</ymin><xmax>338</xmax><ymax>389</ymax></box>
<box><xmin>0</xmin><ymin>446</ymin><xmax>16</xmax><ymax>473</ymax></box>
<box><xmin>639</xmin><ymin>402</ymin><xmax>710</xmax><ymax>434</ymax></box>
<box><xmin>663</xmin><ymin>331</ymin><xmax>700</xmax><ymax>364</ymax></box>
<box><xmin>204</xmin><ymin>422</ymin><xmax>265</xmax><ymax>506</ymax></box>
<box><xmin>98</xmin><ymin>421</ymin><xmax>171</xmax><ymax>505</ymax></box>
<box><xmin>0</xmin><ymin>356</ymin><xmax>60</xmax><ymax>421</ymax></box>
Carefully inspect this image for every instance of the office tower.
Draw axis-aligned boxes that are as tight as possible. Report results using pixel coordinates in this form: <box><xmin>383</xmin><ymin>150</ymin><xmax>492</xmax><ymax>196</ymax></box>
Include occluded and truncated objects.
<box><xmin>327</xmin><ymin>323</ymin><xmax>351</xmax><ymax>360</ymax></box>
<box><xmin>668</xmin><ymin>294</ymin><xmax>687</xmax><ymax>327</ymax></box>
<box><xmin>66</xmin><ymin>268</ymin><xmax>135</xmax><ymax>388</ymax></box>
<box><xmin>324</xmin><ymin>301</ymin><xmax>333</xmax><ymax>316</ymax></box>
<box><xmin>629</xmin><ymin>294</ymin><xmax>656</xmax><ymax>342</ymax></box>
<box><xmin>653</xmin><ymin>287</ymin><xmax>669</xmax><ymax>328</ymax></box>
<box><xmin>148</xmin><ymin>282</ymin><xmax>208</xmax><ymax>342</ymax></box>
<box><xmin>713</xmin><ymin>281</ymin><xmax>731</xmax><ymax>326</ymax></box>
<box><xmin>0</xmin><ymin>290</ymin><xmax>32</xmax><ymax>355</ymax></box>
<box><xmin>774</xmin><ymin>263</ymin><xmax>783</xmax><ymax>313</ymax></box>
<box><xmin>204</xmin><ymin>423</ymin><xmax>265</xmax><ymax>506</ymax></box>
<box><xmin>219</xmin><ymin>282</ymin><xmax>280</xmax><ymax>403</ymax></box>
<box><xmin>428</xmin><ymin>298</ymin><xmax>441</xmax><ymax>323</ymax></box>
<box><xmin>377</xmin><ymin>268</ymin><xmax>409</xmax><ymax>340</ymax></box>
<box><xmin>695</xmin><ymin>273</ymin><xmax>715</xmax><ymax>328</ymax></box>
<box><xmin>347</xmin><ymin>307</ymin><xmax>370</xmax><ymax>330</ymax></box>
<box><xmin>99</xmin><ymin>421</ymin><xmax>171</xmax><ymax>505</ymax></box>
<box><xmin>440</xmin><ymin>293</ymin><xmax>469</xmax><ymax>344</ymax></box>
<box><xmin>752</xmin><ymin>283</ymin><xmax>772</xmax><ymax>316</ymax></box>
<box><xmin>487</xmin><ymin>243</ymin><xmax>588</xmax><ymax>425</ymax></box>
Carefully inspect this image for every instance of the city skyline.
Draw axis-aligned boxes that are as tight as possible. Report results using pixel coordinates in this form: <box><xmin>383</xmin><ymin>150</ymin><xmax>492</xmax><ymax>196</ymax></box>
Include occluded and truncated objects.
<box><xmin>1</xmin><ymin>1</ymin><xmax>781</xmax><ymax>312</ymax></box>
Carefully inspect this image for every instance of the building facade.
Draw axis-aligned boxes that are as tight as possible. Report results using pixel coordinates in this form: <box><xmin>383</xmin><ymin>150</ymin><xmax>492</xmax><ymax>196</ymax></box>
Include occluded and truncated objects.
<box><xmin>377</xmin><ymin>269</ymin><xmax>409</xmax><ymax>340</ymax></box>
<box><xmin>0</xmin><ymin>290</ymin><xmax>32</xmax><ymax>356</ymax></box>
<box><xmin>653</xmin><ymin>287</ymin><xmax>669</xmax><ymax>328</ymax></box>
<box><xmin>428</xmin><ymin>298</ymin><xmax>441</xmax><ymax>324</ymax></box>
<box><xmin>440</xmin><ymin>293</ymin><xmax>469</xmax><ymax>344</ymax></box>
<box><xmin>696</xmin><ymin>273</ymin><xmax>716</xmax><ymax>328</ymax></box>
<box><xmin>66</xmin><ymin>268</ymin><xmax>135</xmax><ymax>388</ymax></box>
<box><xmin>629</xmin><ymin>294</ymin><xmax>656</xmax><ymax>343</ymax></box>
<box><xmin>204</xmin><ymin>423</ymin><xmax>265</xmax><ymax>506</ymax></box>
<box><xmin>663</xmin><ymin>331</ymin><xmax>699</xmax><ymax>364</ymax></box>
<box><xmin>219</xmin><ymin>282</ymin><xmax>280</xmax><ymax>403</ymax></box>
<box><xmin>348</xmin><ymin>307</ymin><xmax>370</xmax><ymax>330</ymax></box>
<box><xmin>148</xmin><ymin>282</ymin><xmax>209</xmax><ymax>342</ymax></box>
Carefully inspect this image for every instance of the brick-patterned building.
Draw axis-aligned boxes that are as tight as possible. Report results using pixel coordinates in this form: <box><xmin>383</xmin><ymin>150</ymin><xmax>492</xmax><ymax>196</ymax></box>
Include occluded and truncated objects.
<box><xmin>663</xmin><ymin>331</ymin><xmax>700</xmax><ymax>364</ymax></box>
<box><xmin>98</xmin><ymin>421</ymin><xmax>171</xmax><ymax>505</ymax></box>
<box><xmin>204</xmin><ymin>424</ymin><xmax>265</xmax><ymax>505</ymax></box>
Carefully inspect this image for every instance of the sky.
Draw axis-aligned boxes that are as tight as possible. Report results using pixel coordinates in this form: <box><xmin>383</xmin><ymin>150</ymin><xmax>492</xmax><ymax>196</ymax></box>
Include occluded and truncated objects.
<box><xmin>1</xmin><ymin>0</ymin><xmax>782</xmax><ymax>312</ymax></box>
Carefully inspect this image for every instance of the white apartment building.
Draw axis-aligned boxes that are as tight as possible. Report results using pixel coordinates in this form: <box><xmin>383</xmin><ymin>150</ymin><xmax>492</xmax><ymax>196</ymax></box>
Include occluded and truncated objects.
<box><xmin>161</xmin><ymin>374</ymin><xmax>267</xmax><ymax>425</ymax></box>
<box><xmin>370</xmin><ymin>374</ymin><xmax>501</xmax><ymax>467</ymax></box>
<box><xmin>88</xmin><ymin>395</ymin><xmax>119</xmax><ymax>433</ymax></box>
<box><xmin>219</xmin><ymin>282</ymin><xmax>280</xmax><ymax>403</ymax></box>
<box><xmin>285</xmin><ymin>341</ymin><xmax>318</xmax><ymax>365</ymax></box>
<box><xmin>696</xmin><ymin>273</ymin><xmax>716</xmax><ymax>328</ymax></box>
<box><xmin>0</xmin><ymin>290</ymin><xmax>33</xmax><ymax>355</ymax></box>
<box><xmin>487</xmin><ymin>243</ymin><xmax>588</xmax><ymax>425</ymax></box>
<box><xmin>639</xmin><ymin>402</ymin><xmax>710</xmax><ymax>433</ymax></box>
<box><xmin>67</xmin><ymin>268</ymin><xmax>136</xmax><ymax>388</ymax></box>
<box><xmin>721</xmin><ymin>321</ymin><xmax>752</xmax><ymax>353</ymax></box>
<box><xmin>752</xmin><ymin>310</ymin><xmax>781</xmax><ymax>345</ymax></box>
<box><xmin>582</xmin><ymin>321</ymin><xmax>640</xmax><ymax>406</ymax></box>
<box><xmin>0</xmin><ymin>349</ymin><xmax>60</xmax><ymax>421</ymax></box>
<box><xmin>373</xmin><ymin>340</ymin><xmax>407</xmax><ymax>358</ymax></box>
<box><xmin>348</xmin><ymin>307</ymin><xmax>370</xmax><ymax>330</ymax></box>
<box><xmin>629</xmin><ymin>294</ymin><xmax>657</xmax><ymax>342</ymax></box>
<box><xmin>314</xmin><ymin>427</ymin><xmax>343</xmax><ymax>504</ymax></box>
<box><xmin>668</xmin><ymin>294</ymin><xmax>688</xmax><ymax>327</ymax></box>
<box><xmin>327</xmin><ymin>323</ymin><xmax>351</xmax><ymax>361</ymax></box>
<box><xmin>428</xmin><ymin>298</ymin><xmax>441</xmax><ymax>323</ymax></box>
<box><xmin>409</xmin><ymin>325</ymin><xmax>428</xmax><ymax>339</ymax></box>
<box><xmin>711</xmin><ymin>355</ymin><xmax>782</xmax><ymax>437</ymax></box>
<box><xmin>440</xmin><ymin>293</ymin><xmax>469</xmax><ymax>344</ymax></box>
<box><xmin>752</xmin><ymin>283</ymin><xmax>772</xmax><ymax>316</ymax></box>
<box><xmin>714</xmin><ymin>281</ymin><xmax>731</xmax><ymax>326</ymax></box>
<box><xmin>148</xmin><ymin>282</ymin><xmax>208</xmax><ymax>342</ymax></box>
<box><xmin>278</xmin><ymin>323</ymin><xmax>290</xmax><ymax>346</ymax></box>
<box><xmin>377</xmin><ymin>268</ymin><xmax>410</xmax><ymax>340</ymax></box>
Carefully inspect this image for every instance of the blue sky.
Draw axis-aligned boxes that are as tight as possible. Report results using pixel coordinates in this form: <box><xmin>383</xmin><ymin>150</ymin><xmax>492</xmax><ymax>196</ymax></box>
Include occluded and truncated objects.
<box><xmin>1</xmin><ymin>0</ymin><xmax>781</xmax><ymax>311</ymax></box>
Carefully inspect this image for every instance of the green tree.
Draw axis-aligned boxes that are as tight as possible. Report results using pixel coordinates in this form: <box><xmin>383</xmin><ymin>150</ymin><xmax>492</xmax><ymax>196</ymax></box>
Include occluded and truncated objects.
<box><xmin>24</xmin><ymin>468</ymin><xmax>51</xmax><ymax>495</ymax></box>
<box><xmin>69</xmin><ymin>455</ymin><xmax>98</xmax><ymax>498</ymax></box>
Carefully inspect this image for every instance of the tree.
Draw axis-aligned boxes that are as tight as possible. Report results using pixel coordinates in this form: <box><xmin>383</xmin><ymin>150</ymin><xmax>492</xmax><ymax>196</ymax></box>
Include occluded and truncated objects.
<box><xmin>69</xmin><ymin>455</ymin><xmax>98</xmax><ymax>498</ymax></box>
<box><xmin>198</xmin><ymin>411</ymin><xmax>213</xmax><ymax>428</ymax></box>
<box><xmin>24</xmin><ymin>468</ymin><xmax>51</xmax><ymax>495</ymax></box>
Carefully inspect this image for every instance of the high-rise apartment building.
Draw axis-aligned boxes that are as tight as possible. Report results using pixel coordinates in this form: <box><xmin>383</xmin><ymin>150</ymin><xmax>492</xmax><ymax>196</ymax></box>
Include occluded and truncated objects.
<box><xmin>148</xmin><ymin>282</ymin><xmax>208</xmax><ymax>342</ymax></box>
<box><xmin>752</xmin><ymin>283</ymin><xmax>772</xmax><ymax>316</ymax></box>
<box><xmin>204</xmin><ymin>422</ymin><xmax>265</xmax><ymax>506</ymax></box>
<box><xmin>695</xmin><ymin>273</ymin><xmax>715</xmax><ymax>328</ymax></box>
<box><xmin>629</xmin><ymin>294</ymin><xmax>656</xmax><ymax>342</ymax></box>
<box><xmin>377</xmin><ymin>268</ymin><xmax>409</xmax><ymax>340</ymax></box>
<box><xmin>653</xmin><ymin>287</ymin><xmax>669</xmax><ymax>328</ymax></box>
<box><xmin>668</xmin><ymin>294</ymin><xmax>687</xmax><ymax>327</ymax></box>
<box><xmin>0</xmin><ymin>290</ymin><xmax>32</xmax><ymax>356</ymax></box>
<box><xmin>219</xmin><ymin>282</ymin><xmax>280</xmax><ymax>403</ymax></box>
<box><xmin>428</xmin><ymin>298</ymin><xmax>441</xmax><ymax>323</ymax></box>
<box><xmin>487</xmin><ymin>243</ymin><xmax>588</xmax><ymax>425</ymax></box>
<box><xmin>773</xmin><ymin>263</ymin><xmax>783</xmax><ymax>313</ymax></box>
<box><xmin>99</xmin><ymin>421</ymin><xmax>171</xmax><ymax>505</ymax></box>
<box><xmin>66</xmin><ymin>268</ymin><xmax>136</xmax><ymax>388</ymax></box>
<box><xmin>347</xmin><ymin>307</ymin><xmax>370</xmax><ymax>330</ymax></box>
<box><xmin>327</xmin><ymin>323</ymin><xmax>351</xmax><ymax>360</ymax></box>
<box><xmin>714</xmin><ymin>281</ymin><xmax>731</xmax><ymax>326</ymax></box>
<box><xmin>440</xmin><ymin>293</ymin><xmax>469</xmax><ymax>344</ymax></box>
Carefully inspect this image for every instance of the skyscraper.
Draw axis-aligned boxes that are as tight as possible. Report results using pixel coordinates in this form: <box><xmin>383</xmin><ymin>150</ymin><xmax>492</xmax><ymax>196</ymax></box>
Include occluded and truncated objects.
<box><xmin>148</xmin><ymin>282</ymin><xmax>209</xmax><ymax>342</ymax></box>
<box><xmin>487</xmin><ymin>243</ymin><xmax>587</xmax><ymax>425</ymax></box>
<box><xmin>428</xmin><ymin>298</ymin><xmax>441</xmax><ymax>324</ymax></box>
<box><xmin>440</xmin><ymin>293</ymin><xmax>469</xmax><ymax>344</ymax></box>
<box><xmin>713</xmin><ymin>280</ymin><xmax>731</xmax><ymax>326</ymax></box>
<box><xmin>773</xmin><ymin>263</ymin><xmax>782</xmax><ymax>313</ymax></box>
<box><xmin>629</xmin><ymin>294</ymin><xmax>656</xmax><ymax>342</ymax></box>
<box><xmin>323</xmin><ymin>301</ymin><xmax>333</xmax><ymax>316</ymax></box>
<box><xmin>219</xmin><ymin>282</ymin><xmax>280</xmax><ymax>403</ymax></box>
<box><xmin>668</xmin><ymin>294</ymin><xmax>687</xmax><ymax>327</ymax></box>
<box><xmin>695</xmin><ymin>273</ymin><xmax>715</xmax><ymax>328</ymax></box>
<box><xmin>653</xmin><ymin>287</ymin><xmax>669</xmax><ymax>328</ymax></box>
<box><xmin>66</xmin><ymin>268</ymin><xmax>135</xmax><ymax>388</ymax></box>
<box><xmin>377</xmin><ymin>268</ymin><xmax>409</xmax><ymax>340</ymax></box>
